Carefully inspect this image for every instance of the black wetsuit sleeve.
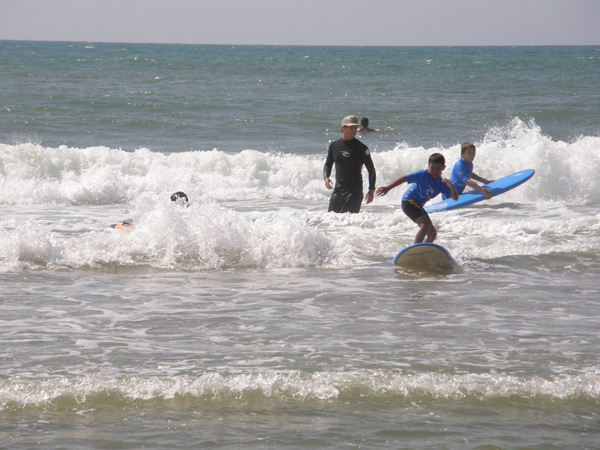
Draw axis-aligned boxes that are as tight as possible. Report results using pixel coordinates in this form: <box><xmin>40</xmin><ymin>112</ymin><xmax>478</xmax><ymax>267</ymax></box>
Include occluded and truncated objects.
<box><xmin>362</xmin><ymin>151</ymin><xmax>376</xmax><ymax>191</ymax></box>
<box><xmin>323</xmin><ymin>145</ymin><xmax>334</xmax><ymax>180</ymax></box>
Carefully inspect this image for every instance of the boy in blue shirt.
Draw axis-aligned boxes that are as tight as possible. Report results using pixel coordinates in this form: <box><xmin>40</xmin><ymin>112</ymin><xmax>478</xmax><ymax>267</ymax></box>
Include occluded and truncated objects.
<box><xmin>376</xmin><ymin>153</ymin><xmax>458</xmax><ymax>244</ymax></box>
<box><xmin>443</xmin><ymin>142</ymin><xmax>492</xmax><ymax>200</ymax></box>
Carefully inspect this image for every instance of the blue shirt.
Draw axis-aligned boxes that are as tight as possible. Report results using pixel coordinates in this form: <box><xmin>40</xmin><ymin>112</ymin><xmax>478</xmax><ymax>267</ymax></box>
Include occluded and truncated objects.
<box><xmin>450</xmin><ymin>157</ymin><xmax>473</xmax><ymax>195</ymax></box>
<box><xmin>402</xmin><ymin>169</ymin><xmax>452</xmax><ymax>207</ymax></box>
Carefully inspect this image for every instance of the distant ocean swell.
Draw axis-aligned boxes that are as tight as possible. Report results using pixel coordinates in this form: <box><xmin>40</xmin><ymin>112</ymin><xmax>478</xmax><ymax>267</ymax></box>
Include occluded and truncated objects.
<box><xmin>2</xmin><ymin>371</ymin><xmax>600</xmax><ymax>410</ymax></box>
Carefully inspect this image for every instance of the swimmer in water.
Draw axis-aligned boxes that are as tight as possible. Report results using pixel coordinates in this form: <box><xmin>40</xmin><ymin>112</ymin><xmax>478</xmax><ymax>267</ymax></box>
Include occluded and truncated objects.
<box><xmin>111</xmin><ymin>191</ymin><xmax>190</xmax><ymax>229</ymax></box>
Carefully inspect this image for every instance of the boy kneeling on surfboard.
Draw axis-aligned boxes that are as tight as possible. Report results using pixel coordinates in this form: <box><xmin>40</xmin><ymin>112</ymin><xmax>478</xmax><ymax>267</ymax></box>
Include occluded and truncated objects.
<box><xmin>443</xmin><ymin>142</ymin><xmax>492</xmax><ymax>200</ymax></box>
<box><xmin>376</xmin><ymin>153</ymin><xmax>458</xmax><ymax>244</ymax></box>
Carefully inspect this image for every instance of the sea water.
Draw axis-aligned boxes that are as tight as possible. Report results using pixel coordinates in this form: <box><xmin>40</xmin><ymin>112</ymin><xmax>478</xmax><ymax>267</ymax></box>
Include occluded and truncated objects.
<box><xmin>1</xmin><ymin>41</ymin><xmax>600</xmax><ymax>449</ymax></box>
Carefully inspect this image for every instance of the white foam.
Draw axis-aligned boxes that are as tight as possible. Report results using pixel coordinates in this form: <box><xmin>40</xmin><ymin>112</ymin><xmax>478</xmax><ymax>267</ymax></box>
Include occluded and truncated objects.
<box><xmin>2</xmin><ymin>371</ymin><xmax>599</xmax><ymax>409</ymax></box>
<box><xmin>2</xmin><ymin>120</ymin><xmax>599</xmax><ymax>206</ymax></box>
<box><xmin>2</xmin><ymin>119</ymin><xmax>600</xmax><ymax>271</ymax></box>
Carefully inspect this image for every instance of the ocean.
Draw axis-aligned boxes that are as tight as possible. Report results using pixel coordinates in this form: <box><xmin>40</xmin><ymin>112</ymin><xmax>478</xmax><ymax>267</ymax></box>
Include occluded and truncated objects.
<box><xmin>1</xmin><ymin>41</ymin><xmax>600</xmax><ymax>449</ymax></box>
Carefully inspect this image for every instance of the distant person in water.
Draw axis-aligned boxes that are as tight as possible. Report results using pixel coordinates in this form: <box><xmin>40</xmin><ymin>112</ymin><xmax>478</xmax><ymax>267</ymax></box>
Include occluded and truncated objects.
<box><xmin>323</xmin><ymin>115</ymin><xmax>376</xmax><ymax>213</ymax></box>
<box><xmin>376</xmin><ymin>153</ymin><xmax>458</xmax><ymax>244</ymax></box>
<box><xmin>170</xmin><ymin>191</ymin><xmax>190</xmax><ymax>207</ymax></box>
<box><xmin>111</xmin><ymin>191</ymin><xmax>190</xmax><ymax>230</ymax></box>
<box><xmin>358</xmin><ymin>117</ymin><xmax>376</xmax><ymax>133</ymax></box>
<box><xmin>442</xmin><ymin>142</ymin><xmax>492</xmax><ymax>200</ymax></box>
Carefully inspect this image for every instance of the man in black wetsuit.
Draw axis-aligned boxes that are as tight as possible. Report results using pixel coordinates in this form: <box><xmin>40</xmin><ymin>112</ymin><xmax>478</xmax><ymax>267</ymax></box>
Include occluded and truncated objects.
<box><xmin>323</xmin><ymin>115</ymin><xmax>376</xmax><ymax>213</ymax></box>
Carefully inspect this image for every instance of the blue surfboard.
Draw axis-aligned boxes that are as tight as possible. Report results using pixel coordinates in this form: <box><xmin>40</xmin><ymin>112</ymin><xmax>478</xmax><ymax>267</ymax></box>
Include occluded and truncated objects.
<box><xmin>393</xmin><ymin>243</ymin><xmax>455</xmax><ymax>269</ymax></box>
<box><xmin>424</xmin><ymin>169</ymin><xmax>535</xmax><ymax>214</ymax></box>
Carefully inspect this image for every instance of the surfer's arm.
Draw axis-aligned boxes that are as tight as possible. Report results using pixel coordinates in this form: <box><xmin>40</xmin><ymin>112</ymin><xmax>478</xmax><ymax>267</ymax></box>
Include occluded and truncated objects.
<box><xmin>323</xmin><ymin>150</ymin><xmax>334</xmax><ymax>190</ymax></box>
<box><xmin>376</xmin><ymin>176</ymin><xmax>407</xmax><ymax>196</ymax></box>
<box><xmin>364</xmin><ymin>156</ymin><xmax>376</xmax><ymax>193</ymax></box>
<box><xmin>363</xmin><ymin>154</ymin><xmax>376</xmax><ymax>204</ymax></box>
<box><xmin>443</xmin><ymin>179</ymin><xmax>459</xmax><ymax>201</ymax></box>
<box><xmin>466</xmin><ymin>179</ymin><xmax>492</xmax><ymax>199</ymax></box>
<box><xmin>471</xmin><ymin>172</ymin><xmax>492</xmax><ymax>185</ymax></box>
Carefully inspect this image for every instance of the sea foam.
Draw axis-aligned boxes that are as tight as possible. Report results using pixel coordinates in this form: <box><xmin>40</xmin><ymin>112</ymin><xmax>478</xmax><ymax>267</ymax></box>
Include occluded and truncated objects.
<box><xmin>2</xmin><ymin>371</ymin><xmax>599</xmax><ymax>410</ymax></box>
<box><xmin>1</xmin><ymin>119</ymin><xmax>599</xmax><ymax>206</ymax></box>
<box><xmin>1</xmin><ymin>119</ymin><xmax>600</xmax><ymax>271</ymax></box>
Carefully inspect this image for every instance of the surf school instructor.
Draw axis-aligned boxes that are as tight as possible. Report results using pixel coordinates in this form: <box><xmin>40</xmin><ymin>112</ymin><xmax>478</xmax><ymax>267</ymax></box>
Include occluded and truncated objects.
<box><xmin>323</xmin><ymin>115</ymin><xmax>376</xmax><ymax>213</ymax></box>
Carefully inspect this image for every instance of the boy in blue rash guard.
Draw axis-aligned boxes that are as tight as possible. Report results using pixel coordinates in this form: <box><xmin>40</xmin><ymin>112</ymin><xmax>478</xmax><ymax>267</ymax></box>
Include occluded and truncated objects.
<box><xmin>376</xmin><ymin>153</ymin><xmax>458</xmax><ymax>244</ymax></box>
<box><xmin>442</xmin><ymin>142</ymin><xmax>492</xmax><ymax>200</ymax></box>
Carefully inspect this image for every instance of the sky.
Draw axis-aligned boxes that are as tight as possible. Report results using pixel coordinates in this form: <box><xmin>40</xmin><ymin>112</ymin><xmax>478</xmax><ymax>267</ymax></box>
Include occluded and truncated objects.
<box><xmin>1</xmin><ymin>0</ymin><xmax>599</xmax><ymax>46</ymax></box>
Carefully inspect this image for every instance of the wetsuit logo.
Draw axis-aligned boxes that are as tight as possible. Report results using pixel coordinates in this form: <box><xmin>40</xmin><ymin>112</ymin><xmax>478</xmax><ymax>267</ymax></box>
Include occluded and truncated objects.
<box><xmin>426</xmin><ymin>186</ymin><xmax>435</xmax><ymax>199</ymax></box>
<box><xmin>340</xmin><ymin>151</ymin><xmax>351</xmax><ymax>158</ymax></box>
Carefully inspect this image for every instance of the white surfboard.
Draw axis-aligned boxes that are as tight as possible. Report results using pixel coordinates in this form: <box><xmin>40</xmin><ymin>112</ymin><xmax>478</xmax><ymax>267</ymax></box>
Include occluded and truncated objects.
<box><xmin>393</xmin><ymin>243</ymin><xmax>455</xmax><ymax>270</ymax></box>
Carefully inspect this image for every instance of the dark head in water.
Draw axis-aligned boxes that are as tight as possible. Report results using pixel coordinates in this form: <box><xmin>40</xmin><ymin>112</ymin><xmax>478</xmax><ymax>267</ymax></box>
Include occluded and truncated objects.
<box><xmin>170</xmin><ymin>191</ymin><xmax>189</xmax><ymax>206</ymax></box>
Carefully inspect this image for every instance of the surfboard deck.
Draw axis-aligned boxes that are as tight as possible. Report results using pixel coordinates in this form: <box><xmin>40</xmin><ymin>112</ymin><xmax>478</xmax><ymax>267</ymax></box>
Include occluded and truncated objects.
<box><xmin>393</xmin><ymin>243</ymin><xmax>455</xmax><ymax>270</ymax></box>
<box><xmin>425</xmin><ymin>169</ymin><xmax>535</xmax><ymax>214</ymax></box>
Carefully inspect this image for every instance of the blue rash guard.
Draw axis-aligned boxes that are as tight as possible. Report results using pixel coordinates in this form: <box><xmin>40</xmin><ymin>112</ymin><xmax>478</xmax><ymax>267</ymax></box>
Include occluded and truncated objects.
<box><xmin>449</xmin><ymin>157</ymin><xmax>473</xmax><ymax>195</ymax></box>
<box><xmin>402</xmin><ymin>169</ymin><xmax>452</xmax><ymax>207</ymax></box>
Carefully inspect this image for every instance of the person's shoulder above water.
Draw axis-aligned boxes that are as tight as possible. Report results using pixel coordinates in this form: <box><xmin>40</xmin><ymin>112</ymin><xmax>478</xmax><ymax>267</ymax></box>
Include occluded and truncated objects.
<box><xmin>358</xmin><ymin>117</ymin><xmax>377</xmax><ymax>133</ymax></box>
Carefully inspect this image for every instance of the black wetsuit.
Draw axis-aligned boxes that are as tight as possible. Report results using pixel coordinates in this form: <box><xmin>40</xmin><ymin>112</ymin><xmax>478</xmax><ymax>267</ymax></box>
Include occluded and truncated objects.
<box><xmin>323</xmin><ymin>138</ymin><xmax>376</xmax><ymax>213</ymax></box>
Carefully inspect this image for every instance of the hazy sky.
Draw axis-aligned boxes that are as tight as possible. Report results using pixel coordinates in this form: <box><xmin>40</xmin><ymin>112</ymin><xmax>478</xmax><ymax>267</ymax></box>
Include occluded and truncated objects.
<box><xmin>1</xmin><ymin>0</ymin><xmax>599</xmax><ymax>46</ymax></box>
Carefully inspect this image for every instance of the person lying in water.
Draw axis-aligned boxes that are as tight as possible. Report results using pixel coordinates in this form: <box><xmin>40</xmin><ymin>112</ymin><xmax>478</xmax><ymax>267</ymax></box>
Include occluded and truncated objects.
<box><xmin>111</xmin><ymin>191</ymin><xmax>189</xmax><ymax>230</ymax></box>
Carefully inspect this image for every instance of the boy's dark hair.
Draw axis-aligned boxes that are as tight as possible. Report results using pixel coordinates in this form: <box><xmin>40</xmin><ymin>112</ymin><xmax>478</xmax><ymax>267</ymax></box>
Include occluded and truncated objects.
<box><xmin>361</xmin><ymin>117</ymin><xmax>369</xmax><ymax>127</ymax></box>
<box><xmin>429</xmin><ymin>153</ymin><xmax>445</xmax><ymax>165</ymax></box>
<box><xmin>461</xmin><ymin>142</ymin><xmax>476</xmax><ymax>155</ymax></box>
